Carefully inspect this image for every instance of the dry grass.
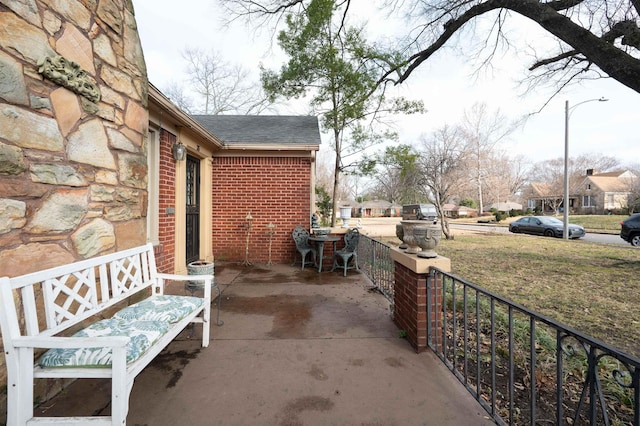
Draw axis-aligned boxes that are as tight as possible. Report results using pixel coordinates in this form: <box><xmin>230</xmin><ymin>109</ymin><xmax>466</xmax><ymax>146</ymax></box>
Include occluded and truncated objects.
<box><xmin>431</xmin><ymin>233</ymin><xmax>640</xmax><ymax>357</ymax></box>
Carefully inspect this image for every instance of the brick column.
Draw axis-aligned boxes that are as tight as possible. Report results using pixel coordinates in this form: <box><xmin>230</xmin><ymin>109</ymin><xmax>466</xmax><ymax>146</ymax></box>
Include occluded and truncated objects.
<box><xmin>391</xmin><ymin>248</ymin><xmax>451</xmax><ymax>353</ymax></box>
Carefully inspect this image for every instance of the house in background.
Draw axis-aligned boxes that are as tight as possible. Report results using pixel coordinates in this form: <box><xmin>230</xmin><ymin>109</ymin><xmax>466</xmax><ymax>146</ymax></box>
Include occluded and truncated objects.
<box><xmin>442</xmin><ymin>204</ymin><xmax>476</xmax><ymax>218</ymax></box>
<box><xmin>523</xmin><ymin>182</ymin><xmax>560</xmax><ymax>213</ymax></box>
<box><xmin>356</xmin><ymin>199</ymin><xmax>401</xmax><ymax>217</ymax></box>
<box><xmin>524</xmin><ymin>169</ymin><xmax>637</xmax><ymax>215</ymax></box>
<box><xmin>575</xmin><ymin>169</ymin><xmax>637</xmax><ymax>214</ymax></box>
<box><xmin>488</xmin><ymin>201</ymin><xmax>523</xmax><ymax>213</ymax></box>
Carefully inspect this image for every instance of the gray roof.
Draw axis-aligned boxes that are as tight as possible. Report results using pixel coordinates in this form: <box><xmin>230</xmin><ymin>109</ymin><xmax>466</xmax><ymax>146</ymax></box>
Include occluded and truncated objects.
<box><xmin>191</xmin><ymin>115</ymin><xmax>321</xmax><ymax>145</ymax></box>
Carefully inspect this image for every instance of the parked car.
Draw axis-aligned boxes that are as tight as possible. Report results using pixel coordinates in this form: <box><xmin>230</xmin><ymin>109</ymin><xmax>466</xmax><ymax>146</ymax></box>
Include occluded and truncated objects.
<box><xmin>402</xmin><ymin>204</ymin><xmax>438</xmax><ymax>224</ymax></box>
<box><xmin>508</xmin><ymin>216</ymin><xmax>585</xmax><ymax>239</ymax></box>
<box><xmin>620</xmin><ymin>214</ymin><xmax>640</xmax><ymax>246</ymax></box>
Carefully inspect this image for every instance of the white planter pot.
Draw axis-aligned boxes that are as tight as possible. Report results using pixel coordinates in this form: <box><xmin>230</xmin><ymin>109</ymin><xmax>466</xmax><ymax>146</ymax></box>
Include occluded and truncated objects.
<box><xmin>339</xmin><ymin>206</ymin><xmax>352</xmax><ymax>228</ymax></box>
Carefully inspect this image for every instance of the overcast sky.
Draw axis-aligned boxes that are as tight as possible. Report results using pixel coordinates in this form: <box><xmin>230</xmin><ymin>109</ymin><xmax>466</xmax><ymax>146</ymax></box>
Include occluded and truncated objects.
<box><xmin>132</xmin><ymin>0</ymin><xmax>640</xmax><ymax>168</ymax></box>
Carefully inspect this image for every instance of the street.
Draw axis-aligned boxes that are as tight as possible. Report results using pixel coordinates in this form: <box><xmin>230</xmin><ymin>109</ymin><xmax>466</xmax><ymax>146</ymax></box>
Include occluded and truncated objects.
<box><xmin>355</xmin><ymin>217</ymin><xmax>628</xmax><ymax>246</ymax></box>
<box><xmin>448</xmin><ymin>223</ymin><xmax>625</xmax><ymax>245</ymax></box>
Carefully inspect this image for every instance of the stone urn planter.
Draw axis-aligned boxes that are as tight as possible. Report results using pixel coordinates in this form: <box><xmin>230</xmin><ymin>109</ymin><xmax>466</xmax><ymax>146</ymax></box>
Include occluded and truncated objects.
<box><xmin>400</xmin><ymin>220</ymin><xmax>421</xmax><ymax>254</ymax></box>
<box><xmin>401</xmin><ymin>220</ymin><xmax>441</xmax><ymax>257</ymax></box>
<box><xmin>413</xmin><ymin>223</ymin><xmax>442</xmax><ymax>258</ymax></box>
<box><xmin>339</xmin><ymin>205</ymin><xmax>352</xmax><ymax>228</ymax></box>
<box><xmin>395</xmin><ymin>223</ymin><xmax>408</xmax><ymax>249</ymax></box>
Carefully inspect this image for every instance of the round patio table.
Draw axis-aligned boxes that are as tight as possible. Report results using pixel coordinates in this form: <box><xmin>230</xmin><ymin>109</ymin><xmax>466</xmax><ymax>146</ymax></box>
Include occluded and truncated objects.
<box><xmin>307</xmin><ymin>235</ymin><xmax>341</xmax><ymax>273</ymax></box>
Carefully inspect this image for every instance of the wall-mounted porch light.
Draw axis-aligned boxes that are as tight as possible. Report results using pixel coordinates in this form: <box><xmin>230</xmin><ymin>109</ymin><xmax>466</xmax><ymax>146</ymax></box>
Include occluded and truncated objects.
<box><xmin>172</xmin><ymin>141</ymin><xmax>186</xmax><ymax>161</ymax></box>
<box><xmin>172</xmin><ymin>126</ymin><xmax>187</xmax><ymax>161</ymax></box>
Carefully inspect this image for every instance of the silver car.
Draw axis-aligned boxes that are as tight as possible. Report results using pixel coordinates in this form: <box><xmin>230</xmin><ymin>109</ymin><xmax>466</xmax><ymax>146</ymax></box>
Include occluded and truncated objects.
<box><xmin>508</xmin><ymin>216</ymin><xmax>585</xmax><ymax>239</ymax></box>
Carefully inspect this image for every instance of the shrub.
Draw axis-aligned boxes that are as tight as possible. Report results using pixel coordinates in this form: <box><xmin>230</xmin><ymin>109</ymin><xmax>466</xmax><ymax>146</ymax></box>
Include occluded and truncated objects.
<box><xmin>493</xmin><ymin>211</ymin><xmax>507</xmax><ymax>222</ymax></box>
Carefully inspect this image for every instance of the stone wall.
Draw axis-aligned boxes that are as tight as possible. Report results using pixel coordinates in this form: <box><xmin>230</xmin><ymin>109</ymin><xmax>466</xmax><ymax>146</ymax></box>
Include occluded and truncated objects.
<box><xmin>0</xmin><ymin>0</ymin><xmax>148</xmax><ymax>418</ymax></box>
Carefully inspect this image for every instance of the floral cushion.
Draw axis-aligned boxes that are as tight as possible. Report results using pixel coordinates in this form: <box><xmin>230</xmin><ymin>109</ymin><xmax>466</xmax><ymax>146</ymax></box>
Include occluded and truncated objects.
<box><xmin>113</xmin><ymin>295</ymin><xmax>204</xmax><ymax>323</ymax></box>
<box><xmin>39</xmin><ymin>319</ymin><xmax>169</xmax><ymax>368</ymax></box>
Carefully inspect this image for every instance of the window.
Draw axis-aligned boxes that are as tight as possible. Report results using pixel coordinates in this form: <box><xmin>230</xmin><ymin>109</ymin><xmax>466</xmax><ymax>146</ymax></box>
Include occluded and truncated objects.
<box><xmin>583</xmin><ymin>195</ymin><xmax>593</xmax><ymax>207</ymax></box>
<box><xmin>146</xmin><ymin>129</ymin><xmax>160</xmax><ymax>244</ymax></box>
<box><xmin>606</xmin><ymin>194</ymin><xmax>614</xmax><ymax>208</ymax></box>
<box><xmin>586</xmin><ymin>184</ymin><xmax>591</xmax><ymax>190</ymax></box>
<box><xmin>528</xmin><ymin>199</ymin><xmax>536</xmax><ymax>209</ymax></box>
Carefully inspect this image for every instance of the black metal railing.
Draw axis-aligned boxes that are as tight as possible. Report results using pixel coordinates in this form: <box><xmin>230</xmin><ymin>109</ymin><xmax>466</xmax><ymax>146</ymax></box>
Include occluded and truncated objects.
<box><xmin>428</xmin><ymin>267</ymin><xmax>640</xmax><ymax>426</ymax></box>
<box><xmin>357</xmin><ymin>234</ymin><xmax>394</xmax><ymax>303</ymax></box>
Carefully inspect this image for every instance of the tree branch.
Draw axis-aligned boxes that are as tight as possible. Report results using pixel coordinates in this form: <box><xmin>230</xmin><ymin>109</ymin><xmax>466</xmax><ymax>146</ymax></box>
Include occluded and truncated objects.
<box><xmin>385</xmin><ymin>0</ymin><xmax>504</xmax><ymax>85</ymax></box>
<box><xmin>384</xmin><ymin>0</ymin><xmax>640</xmax><ymax>93</ymax></box>
<box><xmin>528</xmin><ymin>49</ymin><xmax>578</xmax><ymax>71</ymax></box>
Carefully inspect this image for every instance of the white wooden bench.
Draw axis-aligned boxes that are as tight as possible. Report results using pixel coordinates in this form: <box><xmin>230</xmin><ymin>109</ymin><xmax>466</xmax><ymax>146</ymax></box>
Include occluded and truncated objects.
<box><xmin>0</xmin><ymin>243</ymin><xmax>212</xmax><ymax>425</ymax></box>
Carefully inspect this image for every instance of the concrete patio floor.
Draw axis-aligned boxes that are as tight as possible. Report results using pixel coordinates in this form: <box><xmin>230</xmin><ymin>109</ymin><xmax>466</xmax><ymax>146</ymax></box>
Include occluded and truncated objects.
<box><xmin>35</xmin><ymin>262</ymin><xmax>495</xmax><ymax>425</ymax></box>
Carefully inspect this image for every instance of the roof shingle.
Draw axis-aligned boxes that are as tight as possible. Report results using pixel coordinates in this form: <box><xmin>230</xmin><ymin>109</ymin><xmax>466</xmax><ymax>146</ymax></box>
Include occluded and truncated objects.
<box><xmin>191</xmin><ymin>115</ymin><xmax>322</xmax><ymax>145</ymax></box>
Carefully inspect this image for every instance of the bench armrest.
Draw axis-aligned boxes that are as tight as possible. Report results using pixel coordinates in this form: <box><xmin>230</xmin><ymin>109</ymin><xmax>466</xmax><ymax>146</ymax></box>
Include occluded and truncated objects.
<box><xmin>157</xmin><ymin>273</ymin><xmax>209</xmax><ymax>282</ymax></box>
<box><xmin>156</xmin><ymin>273</ymin><xmax>212</xmax><ymax>299</ymax></box>
<box><xmin>13</xmin><ymin>335</ymin><xmax>129</xmax><ymax>349</ymax></box>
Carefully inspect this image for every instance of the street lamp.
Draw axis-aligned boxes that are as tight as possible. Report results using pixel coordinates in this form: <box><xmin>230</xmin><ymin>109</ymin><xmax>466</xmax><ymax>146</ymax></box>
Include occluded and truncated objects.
<box><xmin>563</xmin><ymin>97</ymin><xmax>608</xmax><ymax>239</ymax></box>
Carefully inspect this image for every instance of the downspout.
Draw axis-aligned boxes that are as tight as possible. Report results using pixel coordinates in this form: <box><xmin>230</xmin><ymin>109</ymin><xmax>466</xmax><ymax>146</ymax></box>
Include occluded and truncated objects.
<box><xmin>310</xmin><ymin>150</ymin><xmax>316</xmax><ymax>227</ymax></box>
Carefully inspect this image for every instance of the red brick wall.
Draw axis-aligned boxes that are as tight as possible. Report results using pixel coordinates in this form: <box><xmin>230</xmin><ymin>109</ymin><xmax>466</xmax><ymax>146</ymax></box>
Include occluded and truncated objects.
<box><xmin>212</xmin><ymin>156</ymin><xmax>312</xmax><ymax>263</ymax></box>
<box><xmin>156</xmin><ymin>129</ymin><xmax>177</xmax><ymax>273</ymax></box>
<box><xmin>393</xmin><ymin>263</ymin><xmax>443</xmax><ymax>353</ymax></box>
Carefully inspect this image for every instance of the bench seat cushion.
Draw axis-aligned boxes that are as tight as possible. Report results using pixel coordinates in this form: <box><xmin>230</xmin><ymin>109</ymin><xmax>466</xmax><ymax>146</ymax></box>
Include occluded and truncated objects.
<box><xmin>113</xmin><ymin>295</ymin><xmax>204</xmax><ymax>323</ymax></box>
<box><xmin>39</xmin><ymin>319</ymin><xmax>169</xmax><ymax>368</ymax></box>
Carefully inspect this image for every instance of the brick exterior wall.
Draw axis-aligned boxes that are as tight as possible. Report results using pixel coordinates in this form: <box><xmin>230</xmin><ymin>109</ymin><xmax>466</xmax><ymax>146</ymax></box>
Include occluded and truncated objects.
<box><xmin>156</xmin><ymin>129</ymin><xmax>177</xmax><ymax>273</ymax></box>
<box><xmin>393</xmin><ymin>263</ymin><xmax>443</xmax><ymax>353</ymax></box>
<box><xmin>212</xmin><ymin>156</ymin><xmax>312</xmax><ymax>263</ymax></box>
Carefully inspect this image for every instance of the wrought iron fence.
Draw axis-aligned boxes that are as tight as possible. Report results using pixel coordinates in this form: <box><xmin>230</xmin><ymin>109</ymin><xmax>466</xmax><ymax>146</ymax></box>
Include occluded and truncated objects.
<box><xmin>428</xmin><ymin>267</ymin><xmax>640</xmax><ymax>426</ymax></box>
<box><xmin>357</xmin><ymin>234</ymin><xmax>394</xmax><ymax>303</ymax></box>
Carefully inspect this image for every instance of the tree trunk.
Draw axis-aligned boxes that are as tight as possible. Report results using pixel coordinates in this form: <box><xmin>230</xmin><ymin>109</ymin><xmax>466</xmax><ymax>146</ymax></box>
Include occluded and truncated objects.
<box><xmin>331</xmin><ymin>129</ymin><xmax>341</xmax><ymax>227</ymax></box>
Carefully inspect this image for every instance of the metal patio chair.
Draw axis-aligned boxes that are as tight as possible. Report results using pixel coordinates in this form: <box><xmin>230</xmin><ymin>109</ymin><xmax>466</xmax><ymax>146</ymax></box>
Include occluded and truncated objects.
<box><xmin>292</xmin><ymin>226</ymin><xmax>316</xmax><ymax>270</ymax></box>
<box><xmin>332</xmin><ymin>228</ymin><xmax>360</xmax><ymax>276</ymax></box>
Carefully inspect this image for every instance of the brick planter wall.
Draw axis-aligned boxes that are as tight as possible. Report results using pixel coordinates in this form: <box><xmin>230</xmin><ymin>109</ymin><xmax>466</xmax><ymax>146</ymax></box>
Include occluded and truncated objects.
<box><xmin>391</xmin><ymin>249</ymin><xmax>451</xmax><ymax>353</ymax></box>
<box><xmin>212</xmin><ymin>156</ymin><xmax>312</xmax><ymax>263</ymax></box>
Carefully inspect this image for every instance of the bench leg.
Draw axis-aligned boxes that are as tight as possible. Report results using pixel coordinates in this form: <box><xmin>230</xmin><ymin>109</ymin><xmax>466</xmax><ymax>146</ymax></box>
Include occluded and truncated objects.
<box><xmin>11</xmin><ymin>347</ymin><xmax>34</xmax><ymax>425</ymax></box>
<box><xmin>202</xmin><ymin>297</ymin><xmax>211</xmax><ymax>348</ymax></box>
<box><xmin>111</xmin><ymin>346</ymin><xmax>130</xmax><ymax>425</ymax></box>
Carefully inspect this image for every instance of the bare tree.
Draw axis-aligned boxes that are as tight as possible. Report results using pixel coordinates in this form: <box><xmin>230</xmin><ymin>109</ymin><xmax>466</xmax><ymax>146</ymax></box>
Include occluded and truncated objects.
<box><xmin>482</xmin><ymin>152</ymin><xmax>530</xmax><ymax>207</ymax></box>
<box><xmin>572</xmin><ymin>153</ymin><xmax>620</xmax><ymax>176</ymax></box>
<box><xmin>417</xmin><ymin>125</ymin><xmax>470</xmax><ymax>239</ymax></box>
<box><xmin>163</xmin><ymin>81</ymin><xmax>194</xmax><ymax>113</ymax></box>
<box><xmin>460</xmin><ymin>103</ymin><xmax>517</xmax><ymax>215</ymax></box>
<box><xmin>182</xmin><ymin>47</ymin><xmax>273</xmax><ymax>115</ymax></box>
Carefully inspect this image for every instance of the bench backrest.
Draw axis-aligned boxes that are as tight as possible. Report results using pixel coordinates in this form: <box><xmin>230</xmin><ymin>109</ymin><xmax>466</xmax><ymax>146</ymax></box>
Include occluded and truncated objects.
<box><xmin>0</xmin><ymin>244</ymin><xmax>160</xmax><ymax>343</ymax></box>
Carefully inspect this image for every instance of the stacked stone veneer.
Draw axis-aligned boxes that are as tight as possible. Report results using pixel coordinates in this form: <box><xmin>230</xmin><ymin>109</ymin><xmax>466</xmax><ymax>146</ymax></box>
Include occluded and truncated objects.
<box><xmin>0</xmin><ymin>0</ymin><xmax>148</xmax><ymax>417</ymax></box>
<box><xmin>212</xmin><ymin>156</ymin><xmax>312</xmax><ymax>263</ymax></box>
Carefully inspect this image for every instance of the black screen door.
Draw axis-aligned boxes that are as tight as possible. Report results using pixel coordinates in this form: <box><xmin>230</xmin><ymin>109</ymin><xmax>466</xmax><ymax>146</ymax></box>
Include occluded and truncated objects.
<box><xmin>185</xmin><ymin>155</ymin><xmax>200</xmax><ymax>264</ymax></box>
